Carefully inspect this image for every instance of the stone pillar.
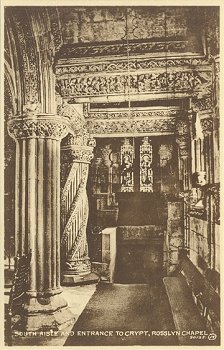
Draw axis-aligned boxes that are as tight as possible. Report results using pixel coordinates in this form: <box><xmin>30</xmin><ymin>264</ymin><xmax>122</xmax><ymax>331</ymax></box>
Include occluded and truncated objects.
<box><xmin>200</xmin><ymin>116</ymin><xmax>214</xmax><ymax>184</ymax></box>
<box><xmin>61</xmin><ymin>135</ymin><xmax>98</xmax><ymax>285</ymax></box>
<box><xmin>7</xmin><ymin>114</ymin><xmax>75</xmax><ymax>331</ymax></box>
<box><xmin>166</xmin><ymin>201</ymin><xmax>184</xmax><ymax>273</ymax></box>
<box><xmin>176</xmin><ymin>134</ymin><xmax>190</xmax><ymax>192</ymax></box>
<box><xmin>176</xmin><ymin>118</ymin><xmax>191</xmax><ymax>192</ymax></box>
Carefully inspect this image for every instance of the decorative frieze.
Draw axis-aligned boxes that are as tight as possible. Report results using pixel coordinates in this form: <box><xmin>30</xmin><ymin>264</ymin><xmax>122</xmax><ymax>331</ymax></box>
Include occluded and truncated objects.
<box><xmin>56</xmin><ymin>57</ymin><xmax>210</xmax><ymax>76</ymax></box>
<box><xmin>58</xmin><ymin>40</ymin><xmax>189</xmax><ymax>60</ymax></box>
<box><xmin>56</xmin><ymin>70</ymin><xmax>212</xmax><ymax>98</ymax></box>
<box><xmin>85</xmin><ymin>109</ymin><xmax>180</xmax><ymax>120</ymax></box>
<box><xmin>87</xmin><ymin>117</ymin><xmax>177</xmax><ymax>135</ymax></box>
<box><xmin>7</xmin><ymin>115</ymin><xmax>69</xmax><ymax>140</ymax></box>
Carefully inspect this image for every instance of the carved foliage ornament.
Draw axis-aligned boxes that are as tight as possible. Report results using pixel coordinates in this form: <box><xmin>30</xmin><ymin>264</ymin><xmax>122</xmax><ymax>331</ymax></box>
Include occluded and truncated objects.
<box><xmin>87</xmin><ymin>117</ymin><xmax>177</xmax><ymax>135</ymax></box>
<box><xmin>12</xmin><ymin>10</ymin><xmax>39</xmax><ymax>106</ymax></box>
<box><xmin>200</xmin><ymin>117</ymin><xmax>213</xmax><ymax>134</ymax></box>
<box><xmin>176</xmin><ymin>119</ymin><xmax>189</xmax><ymax>135</ymax></box>
<box><xmin>56</xmin><ymin>70</ymin><xmax>211</xmax><ymax>98</ymax></box>
<box><xmin>65</xmin><ymin>132</ymin><xmax>96</xmax><ymax>148</ymax></box>
<box><xmin>86</xmin><ymin>109</ymin><xmax>179</xmax><ymax>120</ymax></box>
<box><xmin>7</xmin><ymin>115</ymin><xmax>69</xmax><ymax>140</ymax></box>
<box><xmin>57</xmin><ymin>103</ymin><xmax>86</xmax><ymax>133</ymax></box>
<box><xmin>192</xmin><ymin>95</ymin><xmax>213</xmax><ymax>112</ymax></box>
<box><xmin>68</xmin><ymin>147</ymin><xmax>94</xmax><ymax>164</ymax></box>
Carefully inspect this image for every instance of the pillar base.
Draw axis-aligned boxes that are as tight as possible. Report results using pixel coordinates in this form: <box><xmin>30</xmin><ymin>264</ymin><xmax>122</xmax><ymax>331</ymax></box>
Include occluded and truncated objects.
<box><xmin>12</xmin><ymin>293</ymin><xmax>75</xmax><ymax>333</ymax></box>
<box><xmin>64</xmin><ymin>258</ymin><xmax>91</xmax><ymax>275</ymax></box>
<box><xmin>62</xmin><ymin>272</ymin><xmax>99</xmax><ymax>286</ymax></box>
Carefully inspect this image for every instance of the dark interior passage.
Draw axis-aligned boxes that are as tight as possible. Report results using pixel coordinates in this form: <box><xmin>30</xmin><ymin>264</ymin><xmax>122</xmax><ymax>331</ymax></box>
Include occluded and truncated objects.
<box><xmin>64</xmin><ymin>282</ymin><xmax>178</xmax><ymax>346</ymax></box>
<box><xmin>114</xmin><ymin>225</ymin><xmax>165</xmax><ymax>284</ymax></box>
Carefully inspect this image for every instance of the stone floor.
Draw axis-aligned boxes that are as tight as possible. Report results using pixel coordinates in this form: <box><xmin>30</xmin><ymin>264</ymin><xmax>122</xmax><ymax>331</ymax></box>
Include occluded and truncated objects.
<box><xmin>5</xmin><ymin>284</ymin><xmax>96</xmax><ymax>346</ymax></box>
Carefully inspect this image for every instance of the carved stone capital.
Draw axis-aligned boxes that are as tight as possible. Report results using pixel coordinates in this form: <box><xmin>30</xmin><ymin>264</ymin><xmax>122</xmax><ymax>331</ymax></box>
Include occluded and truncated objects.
<box><xmin>7</xmin><ymin>114</ymin><xmax>69</xmax><ymax>141</ymax></box>
<box><xmin>65</xmin><ymin>133</ymin><xmax>96</xmax><ymax>148</ymax></box>
<box><xmin>62</xmin><ymin>145</ymin><xmax>94</xmax><ymax>164</ymax></box>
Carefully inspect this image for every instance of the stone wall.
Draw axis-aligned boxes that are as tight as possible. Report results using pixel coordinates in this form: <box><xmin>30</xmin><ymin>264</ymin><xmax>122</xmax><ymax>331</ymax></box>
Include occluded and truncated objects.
<box><xmin>189</xmin><ymin>216</ymin><xmax>220</xmax><ymax>285</ymax></box>
<box><xmin>59</xmin><ymin>7</ymin><xmax>202</xmax><ymax>50</ymax></box>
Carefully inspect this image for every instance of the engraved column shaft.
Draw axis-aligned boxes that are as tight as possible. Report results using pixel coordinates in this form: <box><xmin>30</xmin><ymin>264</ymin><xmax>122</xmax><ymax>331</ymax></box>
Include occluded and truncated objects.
<box><xmin>8</xmin><ymin>114</ymin><xmax>69</xmax><ymax>297</ymax></box>
<box><xmin>61</xmin><ymin>136</ymin><xmax>95</xmax><ymax>280</ymax></box>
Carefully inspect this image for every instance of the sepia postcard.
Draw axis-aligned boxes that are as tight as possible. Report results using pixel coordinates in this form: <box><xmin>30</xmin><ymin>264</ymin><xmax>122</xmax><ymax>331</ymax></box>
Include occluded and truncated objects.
<box><xmin>1</xmin><ymin>0</ymin><xmax>223</xmax><ymax>348</ymax></box>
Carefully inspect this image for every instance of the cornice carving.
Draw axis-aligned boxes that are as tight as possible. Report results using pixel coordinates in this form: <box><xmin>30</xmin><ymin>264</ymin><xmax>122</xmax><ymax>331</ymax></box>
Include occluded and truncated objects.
<box><xmin>56</xmin><ymin>57</ymin><xmax>210</xmax><ymax>76</ymax></box>
<box><xmin>7</xmin><ymin>115</ymin><xmax>69</xmax><ymax>141</ymax></box>
<box><xmin>58</xmin><ymin>40</ymin><xmax>190</xmax><ymax>60</ymax></box>
<box><xmin>87</xmin><ymin>117</ymin><xmax>177</xmax><ymax>135</ymax></box>
<box><xmin>56</xmin><ymin>70</ymin><xmax>211</xmax><ymax>98</ymax></box>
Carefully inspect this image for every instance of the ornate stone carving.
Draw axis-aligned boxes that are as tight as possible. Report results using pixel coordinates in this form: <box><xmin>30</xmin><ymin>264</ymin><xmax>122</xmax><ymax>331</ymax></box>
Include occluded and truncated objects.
<box><xmin>57</xmin><ymin>102</ymin><xmax>85</xmax><ymax>133</ymax></box>
<box><xmin>58</xmin><ymin>40</ymin><xmax>189</xmax><ymax>60</ymax></box>
<box><xmin>68</xmin><ymin>146</ymin><xmax>94</xmax><ymax>164</ymax></box>
<box><xmin>87</xmin><ymin>117</ymin><xmax>177</xmax><ymax>135</ymax></box>
<box><xmin>56</xmin><ymin>57</ymin><xmax>210</xmax><ymax>76</ymax></box>
<box><xmin>61</xmin><ymin>165</ymin><xmax>89</xmax><ymax>244</ymax></box>
<box><xmin>65</xmin><ymin>133</ymin><xmax>96</xmax><ymax>148</ymax></box>
<box><xmin>7</xmin><ymin>115</ymin><xmax>69</xmax><ymax>141</ymax></box>
<box><xmin>176</xmin><ymin>119</ymin><xmax>189</xmax><ymax>135</ymax></box>
<box><xmin>47</xmin><ymin>8</ymin><xmax>63</xmax><ymax>50</ymax></box>
<box><xmin>200</xmin><ymin>117</ymin><xmax>213</xmax><ymax>134</ymax></box>
<box><xmin>206</xmin><ymin>183</ymin><xmax>220</xmax><ymax>225</ymax></box>
<box><xmin>192</xmin><ymin>95</ymin><xmax>213</xmax><ymax>111</ymax></box>
<box><xmin>56</xmin><ymin>70</ymin><xmax>212</xmax><ymax>98</ymax></box>
<box><xmin>159</xmin><ymin>144</ymin><xmax>173</xmax><ymax>167</ymax></box>
<box><xmin>12</xmin><ymin>10</ymin><xmax>40</xmax><ymax>107</ymax></box>
<box><xmin>85</xmin><ymin>109</ymin><xmax>180</xmax><ymax>120</ymax></box>
<box><xmin>176</xmin><ymin>135</ymin><xmax>189</xmax><ymax>157</ymax></box>
<box><xmin>65</xmin><ymin>258</ymin><xmax>91</xmax><ymax>275</ymax></box>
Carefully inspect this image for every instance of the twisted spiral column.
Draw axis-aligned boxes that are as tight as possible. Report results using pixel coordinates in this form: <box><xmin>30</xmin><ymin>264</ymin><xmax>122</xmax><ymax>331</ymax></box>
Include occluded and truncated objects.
<box><xmin>61</xmin><ymin>137</ymin><xmax>95</xmax><ymax>283</ymax></box>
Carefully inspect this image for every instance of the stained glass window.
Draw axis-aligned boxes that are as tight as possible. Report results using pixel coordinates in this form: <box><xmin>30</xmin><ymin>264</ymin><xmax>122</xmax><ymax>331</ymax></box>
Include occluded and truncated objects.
<box><xmin>120</xmin><ymin>138</ymin><xmax>134</xmax><ymax>192</ymax></box>
<box><xmin>140</xmin><ymin>137</ymin><xmax>153</xmax><ymax>192</ymax></box>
